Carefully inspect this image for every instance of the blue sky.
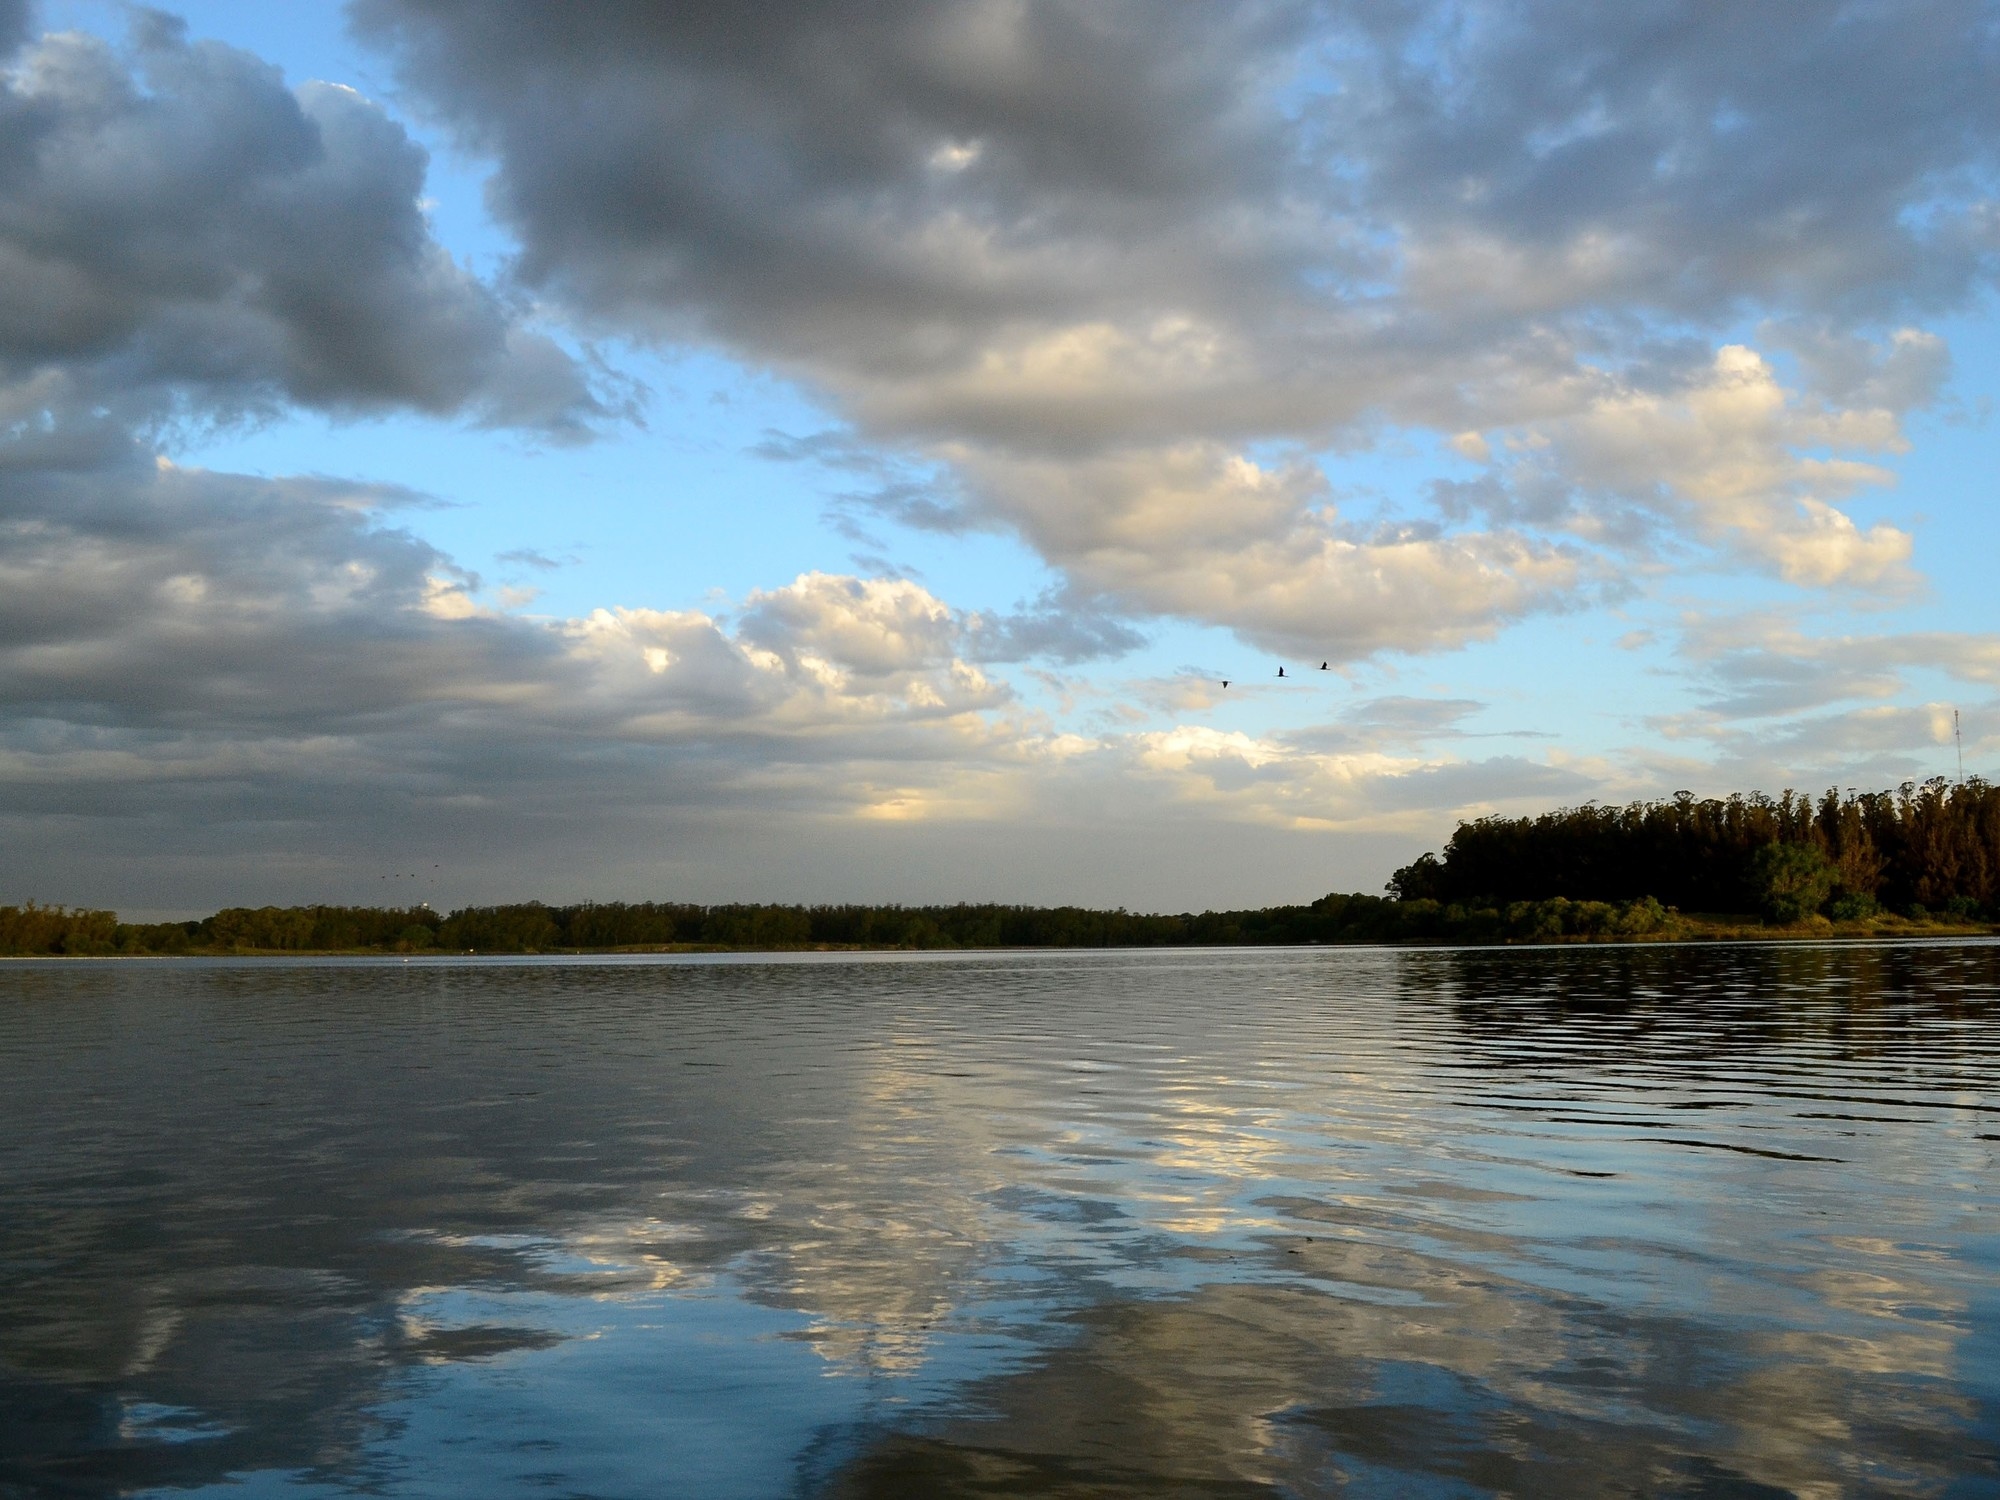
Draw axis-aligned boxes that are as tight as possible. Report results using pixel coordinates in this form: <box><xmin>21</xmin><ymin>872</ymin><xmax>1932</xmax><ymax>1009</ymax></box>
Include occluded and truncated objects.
<box><xmin>5</xmin><ymin>1</ymin><xmax>1998</xmax><ymax>913</ymax></box>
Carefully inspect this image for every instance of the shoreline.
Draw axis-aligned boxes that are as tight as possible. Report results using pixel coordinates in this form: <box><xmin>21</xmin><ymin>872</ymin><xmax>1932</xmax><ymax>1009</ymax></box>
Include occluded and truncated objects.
<box><xmin>5</xmin><ymin>918</ymin><xmax>1993</xmax><ymax>959</ymax></box>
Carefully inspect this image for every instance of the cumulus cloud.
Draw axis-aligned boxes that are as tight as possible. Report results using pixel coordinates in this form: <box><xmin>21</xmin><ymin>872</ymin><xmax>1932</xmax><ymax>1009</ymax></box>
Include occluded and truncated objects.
<box><xmin>7</xmin><ymin>1</ymin><xmax>2000</xmax><ymax>906</ymax></box>
<box><xmin>0</xmin><ymin>15</ymin><xmax>599</xmax><ymax>431</ymax></box>
<box><xmin>0</xmin><ymin>448</ymin><xmax>1051</xmax><ymax>891</ymax></box>
<box><xmin>0</xmin><ymin>421</ymin><xmax>1617</xmax><ymax>905</ymax></box>
<box><xmin>735</xmin><ymin>572</ymin><xmax>961</xmax><ymax>679</ymax></box>
<box><xmin>1457</xmin><ymin>344</ymin><xmax>1923</xmax><ymax>588</ymax></box>
<box><xmin>955</xmin><ymin>442</ymin><xmax>1581</xmax><ymax>655</ymax></box>
<box><xmin>0</xmin><ymin>469</ymin><xmax>1013</xmax><ymax>757</ymax></box>
<box><xmin>352</xmin><ymin>0</ymin><xmax>2000</xmax><ymax>644</ymax></box>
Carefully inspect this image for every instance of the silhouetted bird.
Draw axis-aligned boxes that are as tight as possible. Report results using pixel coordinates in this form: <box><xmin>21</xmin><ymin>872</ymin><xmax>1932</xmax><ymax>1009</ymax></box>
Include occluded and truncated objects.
<box><xmin>1220</xmin><ymin>679</ymin><xmax>1230</xmax><ymax>688</ymax></box>
<box><xmin>1277</xmin><ymin>666</ymin><xmax>1286</xmax><ymax>677</ymax></box>
<box><xmin>1319</xmin><ymin>661</ymin><xmax>1328</xmax><ymax>670</ymax></box>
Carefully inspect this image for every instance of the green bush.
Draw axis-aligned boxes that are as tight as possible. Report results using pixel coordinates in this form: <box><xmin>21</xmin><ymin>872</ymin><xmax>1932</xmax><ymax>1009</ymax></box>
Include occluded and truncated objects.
<box><xmin>1749</xmin><ymin>842</ymin><xmax>1836</xmax><ymax>923</ymax></box>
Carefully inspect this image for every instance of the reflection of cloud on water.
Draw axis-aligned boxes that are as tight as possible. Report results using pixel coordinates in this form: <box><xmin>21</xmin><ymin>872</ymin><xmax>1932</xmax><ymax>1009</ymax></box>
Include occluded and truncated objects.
<box><xmin>4</xmin><ymin>949</ymin><xmax>1994</xmax><ymax>1496</ymax></box>
<box><xmin>827</xmin><ymin>1239</ymin><xmax>1992</xmax><ymax>1499</ymax></box>
<box><xmin>618</xmin><ymin>1007</ymin><xmax>1424</xmax><ymax>1378</ymax></box>
<box><xmin>535</xmin><ymin>941</ymin><xmax>1991</xmax><ymax>1492</ymax></box>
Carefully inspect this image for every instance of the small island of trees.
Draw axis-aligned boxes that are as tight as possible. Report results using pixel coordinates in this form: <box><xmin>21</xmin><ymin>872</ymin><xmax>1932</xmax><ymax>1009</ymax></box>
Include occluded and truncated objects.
<box><xmin>3</xmin><ymin>779</ymin><xmax>1994</xmax><ymax>956</ymax></box>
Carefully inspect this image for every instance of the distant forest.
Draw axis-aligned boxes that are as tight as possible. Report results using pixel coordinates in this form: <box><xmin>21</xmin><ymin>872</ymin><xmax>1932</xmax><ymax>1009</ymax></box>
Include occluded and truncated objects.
<box><xmin>2</xmin><ymin>780</ymin><xmax>1994</xmax><ymax>956</ymax></box>
<box><xmin>5</xmin><ymin>891</ymin><xmax>1673</xmax><ymax>956</ymax></box>
<box><xmin>1389</xmin><ymin>777</ymin><xmax>1999</xmax><ymax>922</ymax></box>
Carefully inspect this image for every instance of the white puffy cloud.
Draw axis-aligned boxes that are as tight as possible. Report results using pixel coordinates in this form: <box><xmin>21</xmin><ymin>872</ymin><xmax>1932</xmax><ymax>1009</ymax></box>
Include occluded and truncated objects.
<box><xmin>956</xmin><ymin>442</ymin><xmax>1582</xmax><ymax>656</ymax></box>
<box><xmin>735</xmin><ymin>573</ymin><xmax>962</xmax><ymax>679</ymax></box>
<box><xmin>1448</xmin><ymin>343</ymin><xmax>1926</xmax><ymax>587</ymax></box>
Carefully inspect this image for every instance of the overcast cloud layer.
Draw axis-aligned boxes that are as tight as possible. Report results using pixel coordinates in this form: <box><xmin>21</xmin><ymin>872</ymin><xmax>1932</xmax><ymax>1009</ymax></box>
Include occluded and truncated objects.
<box><xmin>4</xmin><ymin>1</ymin><xmax>1999</xmax><ymax>911</ymax></box>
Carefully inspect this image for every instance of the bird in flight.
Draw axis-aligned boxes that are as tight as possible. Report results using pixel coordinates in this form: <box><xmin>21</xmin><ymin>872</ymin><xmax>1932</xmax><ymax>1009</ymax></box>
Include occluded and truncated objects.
<box><xmin>1277</xmin><ymin>666</ymin><xmax>1287</xmax><ymax>677</ymax></box>
<box><xmin>1319</xmin><ymin>661</ymin><xmax>1328</xmax><ymax>670</ymax></box>
<box><xmin>1220</xmin><ymin>679</ymin><xmax>1230</xmax><ymax>688</ymax></box>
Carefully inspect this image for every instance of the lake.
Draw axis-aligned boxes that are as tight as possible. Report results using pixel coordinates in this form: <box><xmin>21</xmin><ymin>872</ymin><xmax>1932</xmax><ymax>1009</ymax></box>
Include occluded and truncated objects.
<box><xmin>1</xmin><ymin>943</ymin><xmax>1996</xmax><ymax>1497</ymax></box>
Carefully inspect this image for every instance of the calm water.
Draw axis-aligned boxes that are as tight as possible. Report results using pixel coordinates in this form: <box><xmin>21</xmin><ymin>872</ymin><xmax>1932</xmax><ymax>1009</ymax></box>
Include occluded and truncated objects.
<box><xmin>2</xmin><ymin>944</ymin><xmax>1997</xmax><ymax>1498</ymax></box>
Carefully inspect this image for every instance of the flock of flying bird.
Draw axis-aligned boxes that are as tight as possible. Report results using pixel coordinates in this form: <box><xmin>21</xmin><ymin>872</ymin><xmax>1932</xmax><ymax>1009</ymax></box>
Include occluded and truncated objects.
<box><xmin>1218</xmin><ymin>662</ymin><xmax>1329</xmax><ymax>689</ymax></box>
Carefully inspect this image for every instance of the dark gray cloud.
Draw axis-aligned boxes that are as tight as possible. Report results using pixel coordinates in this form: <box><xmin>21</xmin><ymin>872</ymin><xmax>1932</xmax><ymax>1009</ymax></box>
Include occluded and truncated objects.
<box><xmin>966</xmin><ymin>593</ymin><xmax>1149</xmax><ymax>666</ymax></box>
<box><xmin>0</xmin><ymin>15</ymin><xmax>598</xmax><ymax>431</ymax></box>
<box><xmin>1348</xmin><ymin>1</ymin><xmax>2000</xmax><ymax>323</ymax></box>
<box><xmin>350</xmin><ymin>0</ymin><xmax>1313</xmax><ymax>370</ymax></box>
<box><xmin>354</xmin><ymin>1</ymin><xmax>2000</xmax><ymax>375</ymax></box>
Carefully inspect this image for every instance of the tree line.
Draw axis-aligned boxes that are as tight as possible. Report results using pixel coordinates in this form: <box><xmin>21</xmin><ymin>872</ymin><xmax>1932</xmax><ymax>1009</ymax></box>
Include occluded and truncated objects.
<box><xmin>0</xmin><ymin>891</ymin><xmax>1684</xmax><ymax>956</ymax></box>
<box><xmin>4</xmin><ymin>779</ymin><xmax>1993</xmax><ymax>956</ymax></box>
<box><xmin>1389</xmin><ymin>778</ymin><xmax>2000</xmax><ymax>922</ymax></box>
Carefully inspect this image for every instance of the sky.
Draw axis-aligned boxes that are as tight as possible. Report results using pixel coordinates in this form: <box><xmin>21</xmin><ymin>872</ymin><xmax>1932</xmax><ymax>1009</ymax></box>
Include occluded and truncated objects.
<box><xmin>3</xmin><ymin>0</ymin><xmax>1998</xmax><ymax>917</ymax></box>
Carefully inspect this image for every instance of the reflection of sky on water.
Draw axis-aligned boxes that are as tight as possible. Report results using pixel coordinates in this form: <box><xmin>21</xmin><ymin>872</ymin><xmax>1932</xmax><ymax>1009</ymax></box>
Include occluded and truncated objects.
<box><xmin>0</xmin><ymin>944</ymin><xmax>1995</xmax><ymax>1496</ymax></box>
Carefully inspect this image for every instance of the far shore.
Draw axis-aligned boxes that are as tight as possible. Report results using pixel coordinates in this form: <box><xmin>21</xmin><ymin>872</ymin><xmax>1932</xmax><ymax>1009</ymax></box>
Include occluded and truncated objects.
<box><xmin>6</xmin><ymin>911</ymin><xmax>1993</xmax><ymax>959</ymax></box>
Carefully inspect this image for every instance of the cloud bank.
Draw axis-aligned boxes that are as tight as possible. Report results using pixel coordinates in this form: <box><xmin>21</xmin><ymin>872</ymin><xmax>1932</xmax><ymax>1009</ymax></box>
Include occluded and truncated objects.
<box><xmin>357</xmin><ymin>0</ymin><xmax>1998</xmax><ymax>630</ymax></box>
<box><xmin>3</xmin><ymin>1</ymin><xmax>1999</xmax><ymax>906</ymax></box>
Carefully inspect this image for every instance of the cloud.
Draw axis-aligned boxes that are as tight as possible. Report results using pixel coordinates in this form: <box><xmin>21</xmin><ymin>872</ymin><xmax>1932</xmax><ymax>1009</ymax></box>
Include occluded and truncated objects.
<box><xmin>1452</xmin><ymin>344</ymin><xmax>1925</xmax><ymax>588</ymax></box>
<box><xmin>1638</xmin><ymin>697</ymin><xmax>1986</xmax><ymax>795</ymax></box>
<box><xmin>964</xmin><ymin>591</ymin><xmax>1148</xmax><ymax>665</ymax></box>
<box><xmin>1281</xmin><ymin>695</ymin><xmax>1492</xmax><ymax>753</ymax></box>
<box><xmin>6</xmin><ymin>2</ymin><xmax>2000</xmax><ymax>906</ymax></box>
<box><xmin>0</xmin><ymin>429</ymin><xmax>1616</xmax><ymax>904</ymax></box>
<box><xmin>0</xmin><ymin>17</ymin><xmax>599</xmax><ymax>432</ymax></box>
<box><xmin>734</xmin><ymin>572</ymin><xmax>963</xmax><ymax>680</ymax></box>
<box><xmin>1671</xmin><ymin>613</ymin><xmax>2000</xmax><ymax>719</ymax></box>
<box><xmin>1110</xmin><ymin>723</ymin><xmax>1596</xmax><ymax>833</ymax></box>
<box><xmin>494</xmin><ymin>547</ymin><xmax>569</xmax><ymax>571</ymax></box>
<box><xmin>956</xmin><ymin>442</ymin><xmax>1582</xmax><ymax>655</ymax></box>
<box><xmin>0</xmin><ymin>453</ymin><xmax>1040</xmax><ymax>866</ymax></box>
<box><xmin>351</xmin><ymin>0</ymin><xmax>2000</xmax><ymax>648</ymax></box>
<box><xmin>0</xmin><ymin>473</ymin><xmax>1015</xmax><ymax>754</ymax></box>
<box><xmin>1356</xmin><ymin>1</ymin><xmax>2000</xmax><ymax>324</ymax></box>
<box><xmin>1596</xmin><ymin>611</ymin><xmax>2000</xmax><ymax>794</ymax></box>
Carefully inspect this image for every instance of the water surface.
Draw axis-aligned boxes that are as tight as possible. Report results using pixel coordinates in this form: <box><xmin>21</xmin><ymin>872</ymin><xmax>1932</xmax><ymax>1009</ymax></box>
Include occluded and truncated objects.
<box><xmin>2</xmin><ymin>943</ymin><xmax>1996</xmax><ymax>1497</ymax></box>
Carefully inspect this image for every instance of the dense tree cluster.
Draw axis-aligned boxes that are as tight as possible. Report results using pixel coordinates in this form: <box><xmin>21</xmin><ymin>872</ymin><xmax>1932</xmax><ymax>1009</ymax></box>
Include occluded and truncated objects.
<box><xmin>0</xmin><ymin>902</ymin><xmax>120</xmax><ymax>956</ymax></box>
<box><xmin>1390</xmin><ymin>779</ymin><xmax>2000</xmax><ymax>920</ymax></box>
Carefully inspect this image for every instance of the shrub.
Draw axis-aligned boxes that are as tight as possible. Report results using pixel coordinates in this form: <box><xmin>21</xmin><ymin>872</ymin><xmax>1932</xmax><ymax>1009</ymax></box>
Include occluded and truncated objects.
<box><xmin>1749</xmin><ymin>842</ymin><xmax>1836</xmax><ymax>923</ymax></box>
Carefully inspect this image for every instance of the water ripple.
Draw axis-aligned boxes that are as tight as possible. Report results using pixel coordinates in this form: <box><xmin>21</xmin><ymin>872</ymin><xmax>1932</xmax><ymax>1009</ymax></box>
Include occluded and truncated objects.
<box><xmin>0</xmin><ymin>942</ymin><xmax>1995</xmax><ymax>1496</ymax></box>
